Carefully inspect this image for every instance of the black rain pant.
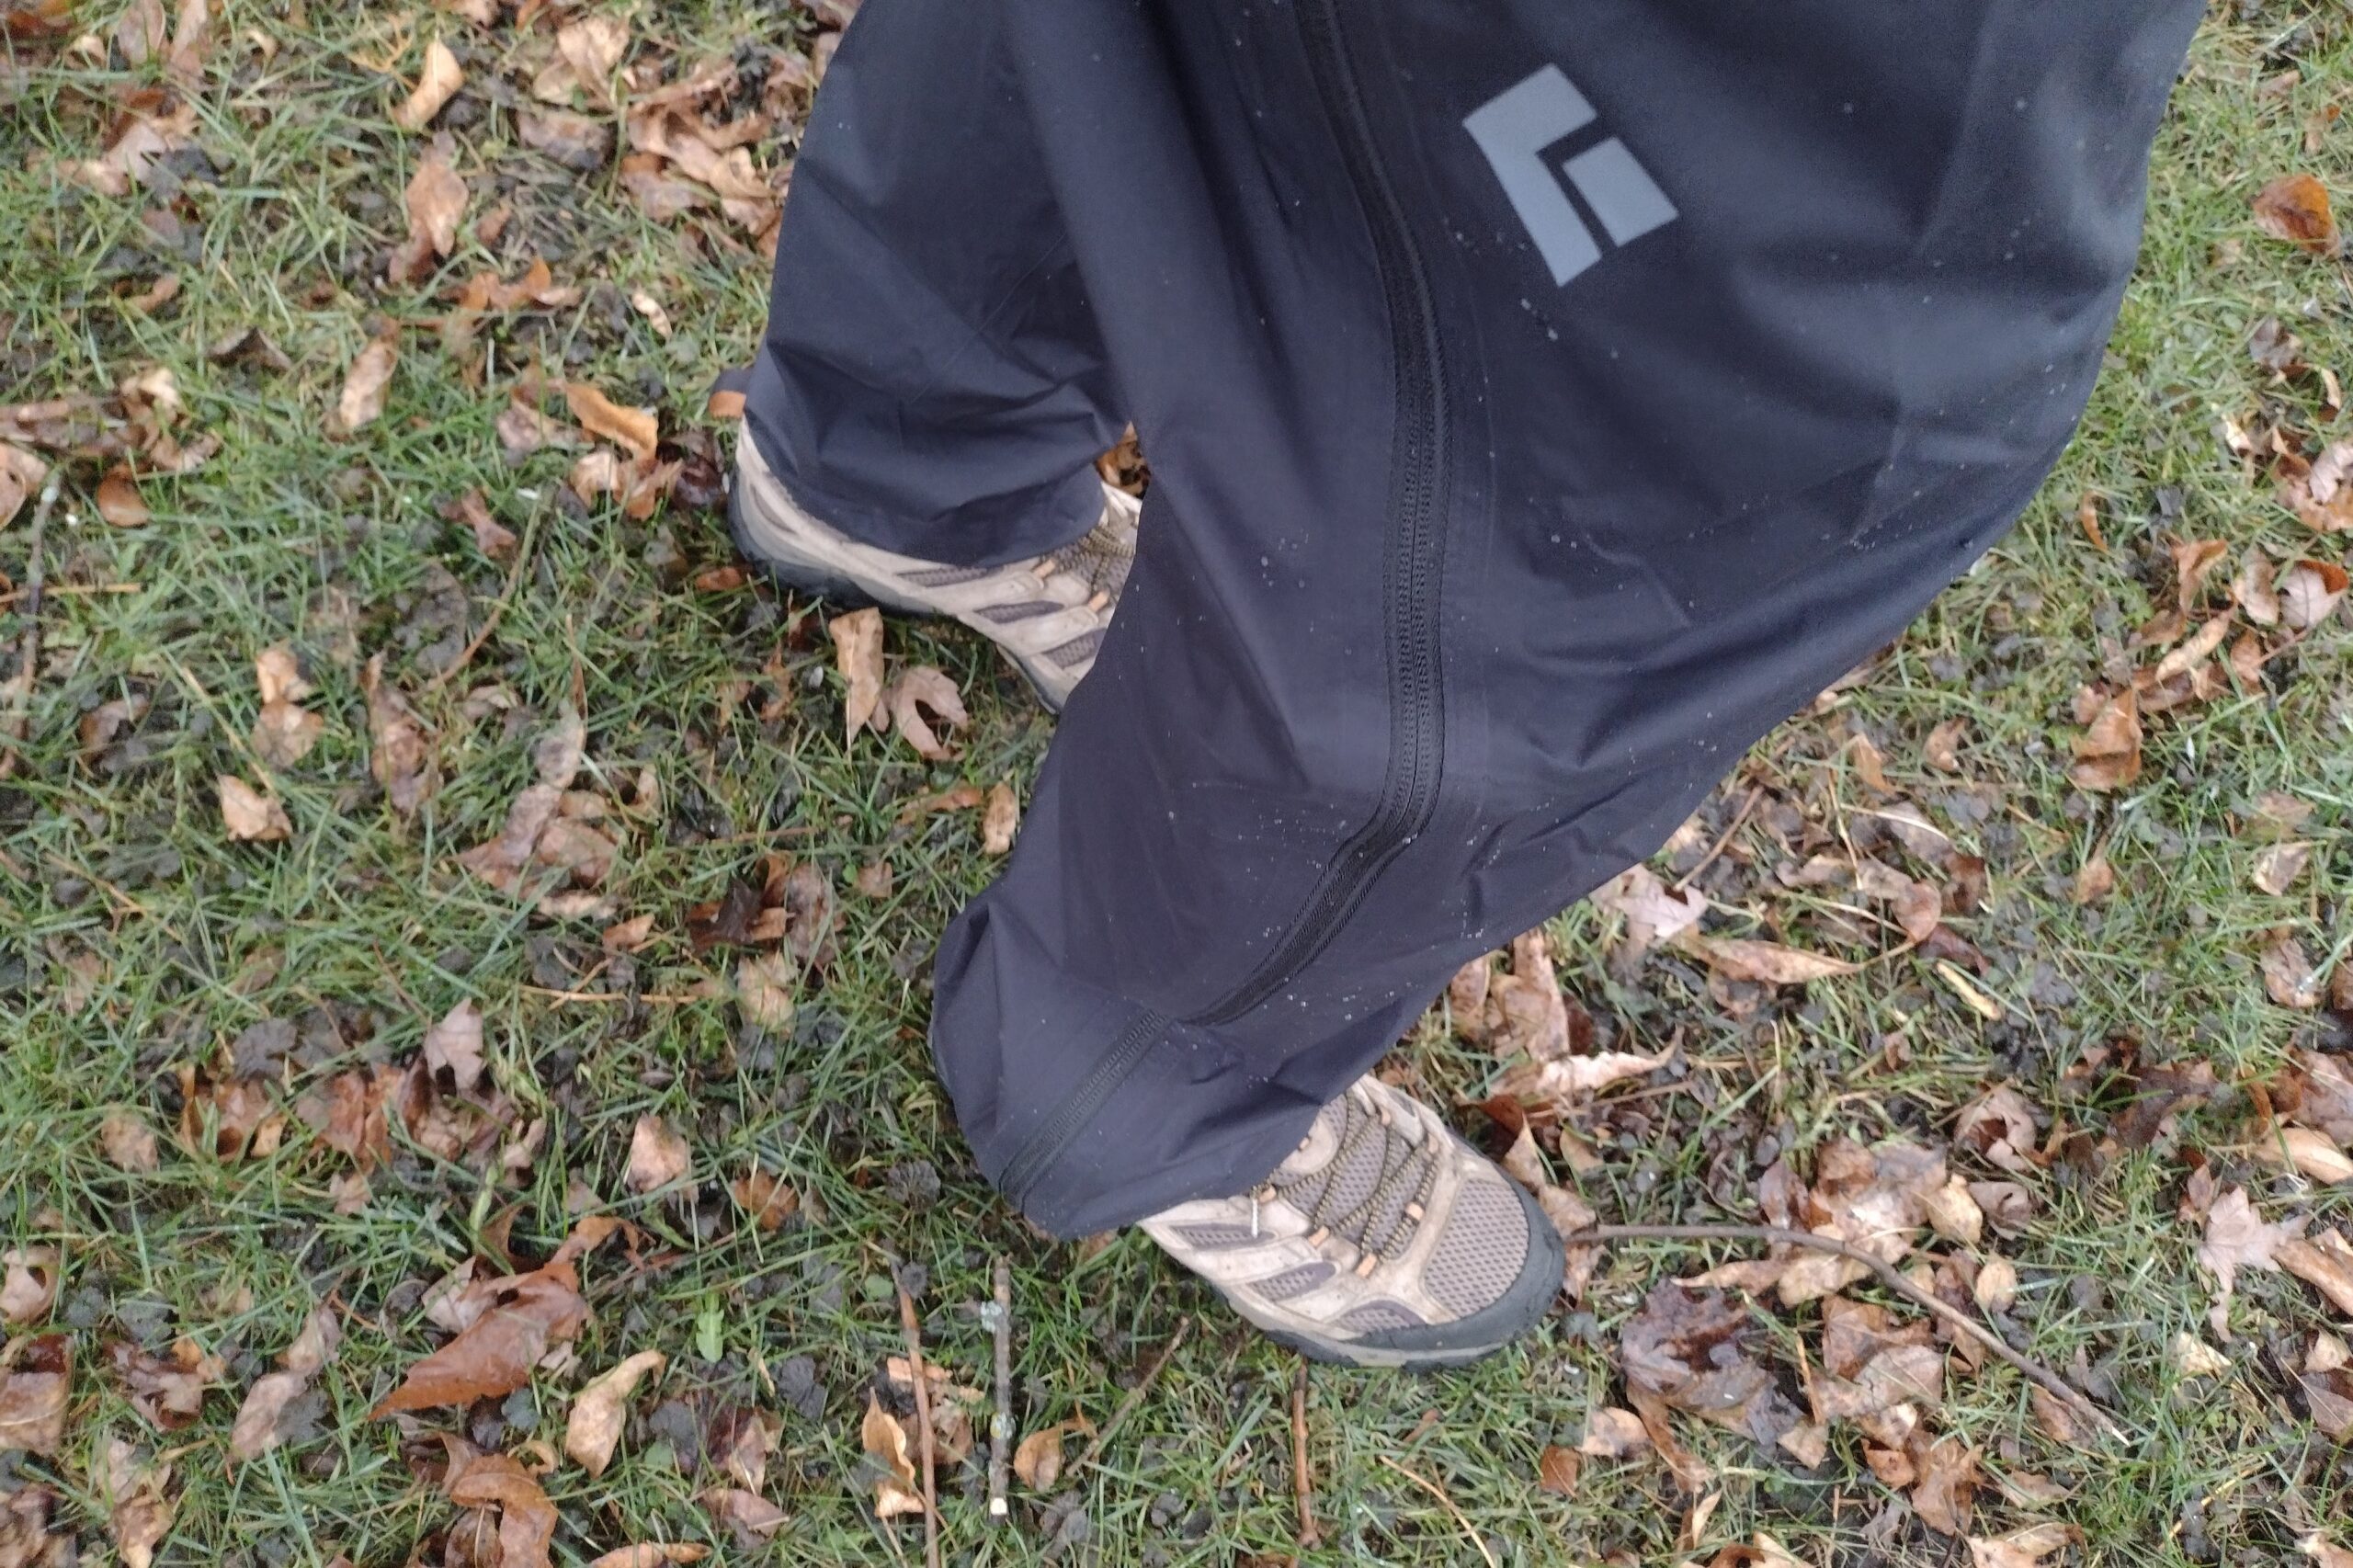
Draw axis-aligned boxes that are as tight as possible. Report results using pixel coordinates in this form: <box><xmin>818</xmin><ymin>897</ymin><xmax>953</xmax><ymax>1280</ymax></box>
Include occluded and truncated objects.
<box><xmin>744</xmin><ymin>0</ymin><xmax>2202</xmax><ymax>1235</ymax></box>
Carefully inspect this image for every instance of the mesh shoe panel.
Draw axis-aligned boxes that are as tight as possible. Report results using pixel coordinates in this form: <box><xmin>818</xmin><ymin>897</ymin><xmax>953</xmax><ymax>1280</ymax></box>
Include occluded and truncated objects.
<box><xmin>1422</xmin><ymin>1181</ymin><xmax>1530</xmax><ymax>1319</ymax></box>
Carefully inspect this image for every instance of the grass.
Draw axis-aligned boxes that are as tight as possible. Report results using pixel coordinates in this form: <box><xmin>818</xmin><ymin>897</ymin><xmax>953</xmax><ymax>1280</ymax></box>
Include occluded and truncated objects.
<box><xmin>3</xmin><ymin>2</ymin><xmax>2352</xmax><ymax>1563</ymax></box>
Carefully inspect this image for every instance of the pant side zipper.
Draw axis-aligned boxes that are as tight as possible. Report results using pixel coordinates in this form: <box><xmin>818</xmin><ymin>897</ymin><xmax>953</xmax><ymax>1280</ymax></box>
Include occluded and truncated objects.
<box><xmin>1005</xmin><ymin>0</ymin><xmax>1449</xmax><ymax>1211</ymax></box>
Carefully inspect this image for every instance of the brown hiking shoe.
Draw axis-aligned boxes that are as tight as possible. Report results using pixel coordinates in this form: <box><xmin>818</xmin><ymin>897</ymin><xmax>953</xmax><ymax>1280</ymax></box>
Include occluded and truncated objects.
<box><xmin>1139</xmin><ymin>1075</ymin><xmax>1563</xmax><ymax>1369</ymax></box>
<box><xmin>731</xmin><ymin>426</ymin><xmax>1138</xmax><ymax>710</ymax></box>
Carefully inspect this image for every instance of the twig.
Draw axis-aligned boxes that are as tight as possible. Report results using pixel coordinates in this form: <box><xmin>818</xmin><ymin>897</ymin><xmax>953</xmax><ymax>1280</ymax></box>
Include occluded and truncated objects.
<box><xmin>1376</xmin><ymin>1456</ymin><xmax>1496</xmax><ymax>1568</ymax></box>
<box><xmin>0</xmin><ymin>471</ymin><xmax>62</xmax><ymax>783</ymax></box>
<box><xmin>1672</xmin><ymin>782</ymin><xmax>1764</xmax><ymax>892</ymax></box>
<box><xmin>425</xmin><ymin>509</ymin><xmax>540</xmax><ymax>694</ymax></box>
<box><xmin>1072</xmin><ymin>1315</ymin><xmax>1191</xmax><ymax>1475</ymax></box>
<box><xmin>0</xmin><ymin>580</ymin><xmax>140</xmax><ymax>606</ymax></box>
<box><xmin>1290</xmin><ymin>1360</ymin><xmax>1320</xmax><ymax>1550</ymax></box>
<box><xmin>892</xmin><ymin>1275</ymin><xmax>943</xmax><ymax>1568</ymax></box>
<box><xmin>1571</xmin><ymin>1222</ymin><xmax>2124</xmax><ymax>1440</ymax></box>
<box><xmin>988</xmin><ymin>1257</ymin><xmax>1013</xmax><ymax>1521</ymax></box>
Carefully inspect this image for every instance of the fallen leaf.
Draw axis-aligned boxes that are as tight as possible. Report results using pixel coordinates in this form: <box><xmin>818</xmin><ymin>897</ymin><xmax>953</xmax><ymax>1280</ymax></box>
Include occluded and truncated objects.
<box><xmin>331</xmin><ymin>331</ymin><xmax>399</xmax><ymax>435</ymax></box>
<box><xmin>731</xmin><ymin>1167</ymin><xmax>800</xmax><ymax>1232</ymax></box>
<box><xmin>1953</xmin><ymin>1086</ymin><xmax>2040</xmax><ymax>1175</ymax></box>
<box><xmin>95</xmin><ymin>467</ymin><xmax>149</xmax><ymax>527</ymax></box>
<box><xmin>2198</xmin><ymin>1186</ymin><xmax>2303</xmax><ymax>1333</ymax></box>
<box><xmin>0</xmin><ymin>1250</ymin><xmax>57</xmax><ymax>1325</ymax></box>
<box><xmin>370</xmin><ymin>1264</ymin><xmax>588</xmax><ymax>1415</ymax></box>
<box><xmin>219</xmin><ymin>775</ymin><xmax>293</xmax><ymax>841</ymax></box>
<box><xmin>1972</xmin><ymin>1256</ymin><xmax>2018</xmax><ymax>1314</ymax></box>
<box><xmin>445</xmin><ymin>1440</ymin><xmax>559</xmax><ymax>1568</ymax></box>
<box><xmin>552</xmin><ymin>13</ymin><xmax>627</xmax><ymax>105</ymax></box>
<box><xmin>99</xmin><ymin>1110</ymin><xmax>161</xmax><ymax>1171</ymax></box>
<box><xmin>860</xmin><ymin>1395</ymin><xmax>926</xmax><ymax>1518</ymax></box>
<box><xmin>228</xmin><ymin>1303</ymin><xmax>340</xmax><ymax>1462</ymax></box>
<box><xmin>625</xmin><ymin>1114</ymin><xmax>690</xmax><ymax>1193</ymax></box>
<box><xmin>424</xmin><ymin>999</ymin><xmax>486</xmax><ymax>1093</ymax></box>
<box><xmin>2265</xmin><ymin>932</ymin><xmax>2324</xmax><ymax>1009</ymax></box>
<box><xmin>2072</xmin><ymin>846</ymin><xmax>2115</xmax><ymax>904</ymax></box>
<box><xmin>0</xmin><ymin>1335</ymin><xmax>70</xmax><ymax>1454</ymax></box>
<box><xmin>1014</xmin><ymin>1418</ymin><xmax>1086</xmax><ymax>1491</ymax></box>
<box><xmin>1577</xmin><ymin>1406</ymin><xmax>1651</xmax><ymax>1458</ymax></box>
<box><xmin>699</xmin><ymin>1487</ymin><xmax>787</xmax><ymax>1543</ymax></box>
<box><xmin>2069</xmin><ymin>687</ymin><xmax>2141</xmax><ymax>790</ymax></box>
<box><xmin>1969</xmin><ymin>1523</ymin><xmax>2082</xmax><ymax>1568</ymax></box>
<box><xmin>100</xmin><ymin>1438</ymin><xmax>175</xmax><ymax>1568</ymax></box>
<box><xmin>2254</xmin><ymin>173</ymin><xmax>2339</xmax><ymax>255</ymax></box>
<box><xmin>520</xmin><ymin>108</ymin><xmax>612</xmax><ymax>170</ymax></box>
<box><xmin>2279</xmin><ymin>558</ymin><xmax>2348</xmax><ymax>629</ymax></box>
<box><xmin>0</xmin><ymin>443</ymin><xmax>48</xmax><ymax>524</ymax></box>
<box><xmin>829</xmin><ymin>608</ymin><xmax>885</xmax><ymax>742</ymax></box>
<box><xmin>363</xmin><ymin>655</ymin><xmax>440</xmax><ymax>814</ymax></box>
<box><xmin>1620</xmin><ymin>1283</ymin><xmax>1802</xmax><ymax>1451</ymax></box>
<box><xmin>394</xmin><ymin>36</ymin><xmax>464</xmax><ymax>131</ymax></box>
<box><xmin>405</xmin><ymin>134</ymin><xmax>468</xmax><ymax>258</ymax></box>
<box><xmin>442</xmin><ymin>488</ymin><xmax>517</xmax><ymax>562</ymax></box>
<box><xmin>2279</xmin><ymin>1227</ymin><xmax>2353</xmax><ymax>1317</ymax></box>
<box><xmin>585</xmin><ymin>1549</ymin><xmax>710</xmax><ymax>1568</ymax></box>
<box><xmin>2251</xmin><ymin>1126</ymin><xmax>2353</xmax><ymax>1186</ymax></box>
<box><xmin>1536</xmin><ymin>1444</ymin><xmax>1581</xmax><ymax>1496</ymax></box>
<box><xmin>1494</xmin><ymin>1047</ymin><xmax>1667</xmax><ymax>1106</ymax></box>
<box><xmin>735</xmin><ymin>952</ymin><xmax>795</xmax><ymax>1030</ymax></box>
<box><xmin>109</xmin><ymin>1338</ymin><xmax>221</xmax><ymax>1430</ymax></box>
<box><xmin>1590</xmin><ymin>865</ymin><xmax>1708</xmax><ymax>962</ymax></box>
<box><xmin>1911</xmin><ymin>1435</ymin><xmax>1979</xmax><ymax>1538</ymax></box>
<box><xmin>1683</xmin><ymin>934</ymin><xmax>1858</xmax><ymax>985</ymax></box>
<box><xmin>629</xmin><ymin>290</ymin><xmax>672</xmax><ymax>338</ymax></box>
<box><xmin>981</xmin><ymin>781</ymin><xmax>1019</xmax><ymax>855</ymax></box>
<box><xmin>2171</xmin><ymin>1331</ymin><xmax>2229</xmax><ymax>1379</ymax></box>
<box><xmin>2254</xmin><ymin>842</ymin><xmax>2313</xmax><ymax>896</ymax></box>
<box><xmin>2301</xmin><ymin>1535</ymin><xmax>2353</xmax><ymax>1568</ymax></box>
<box><xmin>883</xmin><ymin>665</ymin><xmax>967</xmax><ymax>759</ymax></box>
<box><xmin>564</xmin><ymin>381</ymin><xmax>658</xmax><ymax>462</ymax></box>
<box><xmin>2169</xmin><ymin>537</ymin><xmax>2230</xmax><ymax>608</ymax></box>
<box><xmin>565</xmin><ymin>1349</ymin><xmax>665</xmax><ymax>1477</ymax></box>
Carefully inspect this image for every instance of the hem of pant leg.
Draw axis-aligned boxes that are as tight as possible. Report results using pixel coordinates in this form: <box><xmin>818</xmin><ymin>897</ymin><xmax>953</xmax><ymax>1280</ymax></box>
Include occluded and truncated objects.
<box><xmin>741</xmin><ymin>373</ymin><xmax>1108</xmax><ymax>572</ymax></box>
<box><xmin>1004</xmin><ymin>1093</ymin><xmax>1327</xmax><ymax>1240</ymax></box>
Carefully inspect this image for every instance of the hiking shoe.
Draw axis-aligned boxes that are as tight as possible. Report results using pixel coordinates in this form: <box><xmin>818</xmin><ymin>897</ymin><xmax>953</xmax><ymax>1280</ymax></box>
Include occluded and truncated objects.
<box><xmin>731</xmin><ymin>427</ymin><xmax>1139</xmax><ymax>710</ymax></box>
<box><xmin>1140</xmin><ymin>1075</ymin><xmax>1564</xmax><ymax>1369</ymax></box>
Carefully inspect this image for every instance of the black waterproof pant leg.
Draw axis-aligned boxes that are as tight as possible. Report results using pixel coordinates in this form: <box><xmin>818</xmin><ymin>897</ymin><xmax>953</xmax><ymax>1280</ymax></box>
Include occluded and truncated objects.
<box><xmin>745</xmin><ymin>0</ymin><xmax>2205</xmax><ymax>1236</ymax></box>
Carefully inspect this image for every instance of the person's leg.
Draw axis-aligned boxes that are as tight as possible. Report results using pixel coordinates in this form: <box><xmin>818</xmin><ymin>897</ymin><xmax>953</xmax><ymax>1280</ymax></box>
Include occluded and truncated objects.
<box><xmin>913</xmin><ymin>0</ymin><xmax>2201</xmax><ymax>1363</ymax></box>
<box><xmin>733</xmin><ymin>0</ymin><xmax>1140</xmax><ymax>709</ymax></box>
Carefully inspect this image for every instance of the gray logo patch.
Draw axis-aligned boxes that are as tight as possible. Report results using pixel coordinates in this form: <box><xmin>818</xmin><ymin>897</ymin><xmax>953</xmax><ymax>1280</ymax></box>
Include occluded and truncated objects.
<box><xmin>1464</xmin><ymin>65</ymin><xmax>1677</xmax><ymax>286</ymax></box>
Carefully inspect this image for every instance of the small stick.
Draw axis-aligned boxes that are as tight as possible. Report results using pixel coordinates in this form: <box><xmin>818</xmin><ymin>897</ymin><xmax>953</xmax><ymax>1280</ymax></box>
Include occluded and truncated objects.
<box><xmin>0</xmin><ymin>471</ymin><xmax>62</xmax><ymax>783</ymax></box>
<box><xmin>1073</xmin><ymin>1315</ymin><xmax>1191</xmax><ymax>1475</ymax></box>
<box><xmin>1571</xmin><ymin>1222</ymin><xmax>2124</xmax><ymax>1440</ymax></box>
<box><xmin>1376</xmin><ymin>1456</ymin><xmax>1496</xmax><ymax>1568</ymax></box>
<box><xmin>0</xmin><ymin>580</ymin><xmax>140</xmax><ymax>607</ymax></box>
<box><xmin>988</xmin><ymin>1257</ymin><xmax>1013</xmax><ymax>1520</ymax></box>
<box><xmin>892</xmin><ymin>1275</ymin><xmax>944</xmax><ymax>1568</ymax></box>
<box><xmin>1290</xmin><ymin>1360</ymin><xmax>1320</xmax><ymax>1549</ymax></box>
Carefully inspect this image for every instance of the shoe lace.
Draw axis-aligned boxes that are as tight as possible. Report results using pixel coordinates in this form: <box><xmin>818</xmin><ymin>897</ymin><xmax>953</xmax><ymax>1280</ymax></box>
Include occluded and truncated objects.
<box><xmin>1267</xmin><ymin>1090</ymin><xmax>1441</xmax><ymax>1263</ymax></box>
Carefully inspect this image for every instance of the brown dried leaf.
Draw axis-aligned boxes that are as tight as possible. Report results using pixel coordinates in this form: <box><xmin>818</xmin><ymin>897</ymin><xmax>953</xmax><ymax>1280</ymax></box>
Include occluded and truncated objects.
<box><xmin>445</xmin><ymin>1441</ymin><xmax>559</xmax><ymax>1568</ymax></box>
<box><xmin>563</xmin><ymin>381</ymin><xmax>658</xmax><ymax>462</ymax></box>
<box><xmin>406</xmin><ymin>135</ymin><xmax>467</xmax><ymax>258</ymax></box>
<box><xmin>735</xmin><ymin>952</ymin><xmax>795</xmax><ymax>1031</ymax></box>
<box><xmin>731</xmin><ymin>1167</ymin><xmax>800</xmax><ymax>1232</ymax></box>
<box><xmin>0</xmin><ymin>1250</ymin><xmax>57</xmax><ymax>1326</ymax></box>
<box><xmin>2266</xmin><ymin>932</ymin><xmax>2324</xmax><ymax>1009</ymax></box>
<box><xmin>2072</xmin><ymin>846</ymin><xmax>2115</xmax><ymax>904</ymax></box>
<box><xmin>364</xmin><ymin>655</ymin><xmax>439</xmax><ymax>813</ymax></box>
<box><xmin>424</xmin><ymin>999</ymin><xmax>486</xmax><ymax>1093</ymax></box>
<box><xmin>565</xmin><ymin>1349</ymin><xmax>665</xmax><ymax>1478</ymax></box>
<box><xmin>0</xmin><ymin>443</ymin><xmax>48</xmax><ymax>524</ymax></box>
<box><xmin>625</xmin><ymin>1114</ymin><xmax>690</xmax><ymax>1193</ymax></box>
<box><xmin>1590</xmin><ymin>866</ymin><xmax>1708</xmax><ymax>962</ymax></box>
<box><xmin>218</xmin><ymin>775</ymin><xmax>292</xmax><ymax>841</ymax></box>
<box><xmin>1620</xmin><ymin>1284</ymin><xmax>1800</xmax><ymax>1450</ymax></box>
<box><xmin>100</xmin><ymin>1438</ymin><xmax>176</xmax><ymax>1568</ymax></box>
<box><xmin>2169</xmin><ymin>537</ymin><xmax>2229</xmax><ymax>609</ymax></box>
<box><xmin>1014</xmin><ymin>1419</ymin><xmax>1086</xmax><ymax>1491</ymax></box>
<box><xmin>1576</xmin><ymin>1406</ymin><xmax>1651</xmax><ymax>1458</ymax></box>
<box><xmin>109</xmin><ymin>1338</ymin><xmax>221</xmax><ymax>1430</ymax></box>
<box><xmin>2279</xmin><ymin>1227</ymin><xmax>2353</xmax><ymax>1318</ymax></box>
<box><xmin>394</xmin><ymin>36</ymin><xmax>464</xmax><ymax>131</ymax></box>
<box><xmin>1968</xmin><ymin>1523</ymin><xmax>2080</xmax><ymax>1568</ymax></box>
<box><xmin>370</xmin><ymin>1264</ymin><xmax>588</xmax><ymax>1415</ymax></box>
<box><xmin>1953</xmin><ymin>1085</ymin><xmax>2040</xmax><ymax>1175</ymax></box>
<box><xmin>99</xmin><ymin>1111</ymin><xmax>161</xmax><ymax>1172</ymax></box>
<box><xmin>699</xmin><ymin>1487</ymin><xmax>786</xmax><ymax>1543</ymax></box>
<box><xmin>2198</xmin><ymin>1186</ymin><xmax>2302</xmax><ymax>1334</ymax></box>
<box><xmin>883</xmin><ymin>665</ymin><xmax>968</xmax><ymax>760</ymax></box>
<box><xmin>229</xmin><ymin>1304</ymin><xmax>340</xmax><ymax>1461</ymax></box>
<box><xmin>0</xmin><ymin>1335</ymin><xmax>70</xmax><ymax>1454</ymax></box>
<box><xmin>2279</xmin><ymin>558</ymin><xmax>2348</xmax><ymax>629</ymax></box>
<box><xmin>95</xmin><ymin>467</ymin><xmax>149</xmax><ymax>527</ymax></box>
<box><xmin>1911</xmin><ymin>1436</ymin><xmax>1979</xmax><ymax>1538</ymax></box>
<box><xmin>2069</xmin><ymin>687</ymin><xmax>2141</xmax><ymax>791</ymax></box>
<box><xmin>860</xmin><ymin>1395</ymin><xmax>926</xmax><ymax>1518</ymax></box>
<box><xmin>332</xmin><ymin>332</ymin><xmax>399</xmax><ymax>435</ymax></box>
<box><xmin>1683</xmin><ymin>935</ymin><xmax>1857</xmax><ymax>985</ymax></box>
<box><xmin>828</xmin><ymin>608</ymin><xmax>886</xmax><ymax>742</ymax></box>
<box><xmin>2254</xmin><ymin>173</ymin><xmax>2339</xmax><ymax>255</ymax></box>
<box><xmin>2254</xmin><ymin>841</ymin><xmax>2313</xmax><ymax>896</ymax></box>
<box><xmin>584</xmin><ymin>1548</ymin><xmax>710</xmax><ymax>1568</ymax></box>
<box><xmin>975</xmin><ymin>783</ymin><xmax>1020</xmax><ymax>858</ymax></box>
<box><xmin>519</xmin><ymin>108</ymin><xmax>612</xmax><ymax>170</ymax></box>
